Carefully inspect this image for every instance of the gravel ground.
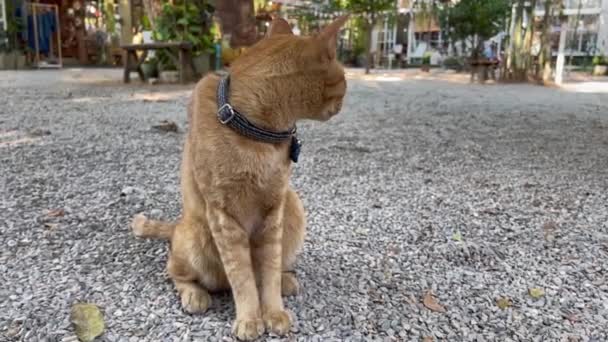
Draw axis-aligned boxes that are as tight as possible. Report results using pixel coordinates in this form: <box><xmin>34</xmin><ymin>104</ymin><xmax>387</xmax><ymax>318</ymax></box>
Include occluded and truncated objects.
<box><xmin>1</xmin><ymin>69</ymin><xmax>608</xmax><ymax>342</ymax></box>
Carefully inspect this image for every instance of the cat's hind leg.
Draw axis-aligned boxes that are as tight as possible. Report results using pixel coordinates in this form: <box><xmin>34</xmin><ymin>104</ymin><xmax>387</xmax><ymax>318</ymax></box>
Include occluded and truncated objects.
<box><xmin>280</xmin><ymin>188</ymin><xmax>306</xmax><ymax>297</ymax></box>
<box><xmin>173</xmin><ymin>279</ymin><xmax>211</xmax><ymax>314</ymax></box>
<box><xmin>166</xmin><ymin>220</ymin><xmax>225</xmax><ymax>314</ymax></box>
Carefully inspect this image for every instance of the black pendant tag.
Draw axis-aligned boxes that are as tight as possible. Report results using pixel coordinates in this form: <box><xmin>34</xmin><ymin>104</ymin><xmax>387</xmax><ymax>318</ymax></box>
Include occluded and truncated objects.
<box><xmin>289</xmin><ymin>136</ymin><xmax>302</xmax><ymax>163</ymax></box>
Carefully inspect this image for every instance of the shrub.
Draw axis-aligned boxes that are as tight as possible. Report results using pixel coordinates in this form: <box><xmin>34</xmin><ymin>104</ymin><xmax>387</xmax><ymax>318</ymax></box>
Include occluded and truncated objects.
<box><xmin>592</xmin><ymin>55</ymin><xmax>608</xmax><ymax>66</ymax></box>
<box><xmin>443</xmin><ymin>56</ymin><xmax>464</xmax><ymax>70</ymax></box>
<box><xmin>422</xmin><ymin>54</ymin><xmax>431</xmax><ymax>65</ymax></box>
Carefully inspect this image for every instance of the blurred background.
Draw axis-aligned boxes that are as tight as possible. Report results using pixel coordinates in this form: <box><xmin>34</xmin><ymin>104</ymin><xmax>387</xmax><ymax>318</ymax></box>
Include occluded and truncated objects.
<box><xmin>1</xmin><ymin>0</ymin><xmax>607</xmax><ymax>83</ymax></box>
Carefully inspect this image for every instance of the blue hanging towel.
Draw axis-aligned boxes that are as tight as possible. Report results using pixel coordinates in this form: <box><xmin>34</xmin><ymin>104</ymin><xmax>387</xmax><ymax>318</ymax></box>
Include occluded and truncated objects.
<box><xmin>25</xmin><ymin>11</ymin><xmax>57</xmax><ymax>55</ymax></box>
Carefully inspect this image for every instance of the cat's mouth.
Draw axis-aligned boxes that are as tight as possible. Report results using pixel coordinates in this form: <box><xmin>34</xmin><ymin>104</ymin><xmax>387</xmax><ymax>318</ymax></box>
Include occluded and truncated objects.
<box><xmin>322</xmin><ymin>100</ymin><xmax>343</xmax><ymax>120</ymax></box>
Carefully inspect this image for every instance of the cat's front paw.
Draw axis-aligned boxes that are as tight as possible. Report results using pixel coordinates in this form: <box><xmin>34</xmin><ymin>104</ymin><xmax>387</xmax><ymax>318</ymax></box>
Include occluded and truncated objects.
<box><xmin>232</xmin><ymin>315</ymin><xmax>265</xmax><ymax>341</ymax></box>
<box><xmin>131</xmin><ymin>213</ymin><xmax>148</xmax><ymax>237</ymax></box>
<box><xmin>263</xmin><ymin>310</ymin><xmax>292</xmax><ymax>336</ymax></box>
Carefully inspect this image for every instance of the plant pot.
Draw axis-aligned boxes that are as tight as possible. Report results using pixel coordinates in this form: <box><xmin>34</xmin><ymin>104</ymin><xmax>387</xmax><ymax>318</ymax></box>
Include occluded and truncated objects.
<box><xmin>141</xmin><ymin>62</ymin><xmax>158</xmax><ymax>79</ymax></box>
<box><xmin>193</xmin><ymin>53</ymin><xmax>210</xmax><ymax>76</ymax></box>
<box><xmin>159</xmin><ymin>70</ymin><xmax>179</xmax><ymax>83</ymax></box>
<box><xmin>0</xmin><ymin>52</ymin><xmax>17</xmax><ymax>69</ymax></box>
<box><xmin>356</xmin><ymin>54</ymin><xmax>367</xmax><ymax>68</ymax></box>
<box><xmin>421</xmin><ymin>64</ymin><xmax>430</xmax><ymax>72</ymax></box>
<box><xmin>15</xmin><ymin>54</ymin><xmax>27</xmax><ymax>69</ymax></box>
<box><xmin>0</xmin><ymin>53</ymin><xmax>7</xmax><ymax>70</ymax></box>
<box><xmin>593</xmin><ymin>65</ymin><xmax>607</xmax><ymax>76</ymax></box>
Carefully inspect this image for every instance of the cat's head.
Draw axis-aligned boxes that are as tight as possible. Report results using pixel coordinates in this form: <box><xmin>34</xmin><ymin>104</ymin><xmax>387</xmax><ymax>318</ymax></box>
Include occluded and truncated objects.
<box><xmin>230</xmin><ymin>15</ymin><xmax>349</xmax><ymax>122</ymax></box>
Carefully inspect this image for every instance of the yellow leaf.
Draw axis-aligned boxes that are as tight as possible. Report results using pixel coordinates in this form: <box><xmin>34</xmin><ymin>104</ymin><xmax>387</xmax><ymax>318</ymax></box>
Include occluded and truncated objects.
<box><xmin>452</xmin><ymin>232</ymin><xmax>462</xmax><ymax>241</ymax></box>
<box><xmin>496</xmin><ymin>297</ymin><xmax>512</xmax><ymax>309</ymax></box>
<box><xmin>529</xmin><ymin>288</ymin><xmax>545</xmax><ymax>299</ymax></box>
<box><xmin>71</xmin><ymin>303</ymin><xmax>105</xmax><ymax>342</ymax></box>
<box><xmin>423</xmin><ymin>291</ymin><xmax>446</xmax><ymax>313</ymax></box>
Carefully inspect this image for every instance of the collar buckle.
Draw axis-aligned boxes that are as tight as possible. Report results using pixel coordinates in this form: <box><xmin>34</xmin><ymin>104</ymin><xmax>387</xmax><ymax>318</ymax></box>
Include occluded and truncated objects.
<box><xmin>218</xmin><ymin>103</ymin><xmax>236</xmax><ymax>124</ymax></box>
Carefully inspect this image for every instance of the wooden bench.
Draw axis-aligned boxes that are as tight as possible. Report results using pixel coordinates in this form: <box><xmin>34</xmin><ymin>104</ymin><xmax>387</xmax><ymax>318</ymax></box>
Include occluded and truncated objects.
<box><xmin>120</xmin><ymin>42</ymin><xmax>196</xmax><ymax>84</ymax></box>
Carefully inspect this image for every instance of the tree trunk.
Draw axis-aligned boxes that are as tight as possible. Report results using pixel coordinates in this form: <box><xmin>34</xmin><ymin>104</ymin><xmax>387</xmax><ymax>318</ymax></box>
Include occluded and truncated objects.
<box><xmin>538</xmin><ymin>0</ymin><xmax>554</xmax><ymax>83</ymax></box>
<box><xmin>142</xmin><ymin>0</ymin><xmax>163</xmax><ymax>30</ymax></box>
<box><xmin>555</xmin><ymin>19</ymin><xmax>568</xmax><ymax>85</ymax></box>
<box><xmin>522</xmin><ymin>0</ymin><xmax>537</xmax><ymax>80</ymax></box>
<box><xmin>426</xmin><ymin>4</ymin><xmax>433</xmax><ymax>49</ymax></box>
<box><xmin>508</xmin><ymin>0</ymin><xmax>525</xmax><ymax>81</ymax></box>
<box><xmin>501</xmin><ymin>5</ymin><xmax>514</xmax><ymax>80</ymax></box>
<box><xmin>365</xmin><ymin>17</ymin><xmax>375</xmax><ymax>75</ymax></box>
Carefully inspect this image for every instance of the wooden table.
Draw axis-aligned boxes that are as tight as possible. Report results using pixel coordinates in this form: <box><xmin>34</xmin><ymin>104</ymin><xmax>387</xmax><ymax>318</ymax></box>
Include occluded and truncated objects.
<box><xmin>120</xmin><ymin>42</ymin><xmax>196</xmax><ymax>84</ymax></box>
<box><xmin>470</xmin><ymin>59</ymin><xmax>500</xmax><ymax>82</ymax></box>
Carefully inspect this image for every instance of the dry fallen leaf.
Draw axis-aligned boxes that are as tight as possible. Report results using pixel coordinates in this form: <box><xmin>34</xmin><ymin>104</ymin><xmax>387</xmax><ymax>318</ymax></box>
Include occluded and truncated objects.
<box><xmin>71</xmin><ymin>303</ymin><xmax>104</xmax><ymax>342</ymax></box>
<box><xmin>496</xmin><ymin>297</ymin><xmax>512</xmax><ymax>310</ymax></box>
<box><xmin>423</xmin><ymin>291</ymin><xmax>446</xmax><ymax>313</ymax></box>
<box><xmin>46</xmin><ymin>209</ymin><xmax>65</xmax><ymax>217</ymax></box>
<box><xmin>564</xmin><ymin>313</ymin><xmax>581</xmax><ymax>323</ymax></box>
<box><xmin>44</xmin><ymin>223</ymin><xmax>58</xmax><ymax>230</ymax></box>
<box><xmin>480</xmin><ymin>207</ymin><xmax>500</xmax><ymax>215</ymax></box>
<box><xmin>529</xmin><ymin>287</ymin><xmax>545</xmax><ymax>299</ymax></box>
<box><xmin>152</xmin><ymin>120</ymin><xmax>178</xmax><ymax>133</ymax></box>
<box><xmin>406</xmin><ymin>294</ymin><xmax>418</xmax><ymax>306</ymax></box>
<box><xmin>423</xmin><ymin>336</ymin><xmax>434</xmax><ymax>342</ymax></box>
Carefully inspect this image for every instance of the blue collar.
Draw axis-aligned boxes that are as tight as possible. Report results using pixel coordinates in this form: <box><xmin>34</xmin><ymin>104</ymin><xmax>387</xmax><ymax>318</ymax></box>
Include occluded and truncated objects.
<box><xmin>216</xmin><ymin>75</ymin><xmax>302</xmax><ymax>163</ymax></box>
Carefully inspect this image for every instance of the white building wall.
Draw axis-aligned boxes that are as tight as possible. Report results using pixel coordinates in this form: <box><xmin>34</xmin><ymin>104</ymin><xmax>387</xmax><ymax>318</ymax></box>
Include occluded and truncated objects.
<box><xmin>599</xmin><ymin>0</ymin><xmax>608</xmax><ymax>54</ymax></box>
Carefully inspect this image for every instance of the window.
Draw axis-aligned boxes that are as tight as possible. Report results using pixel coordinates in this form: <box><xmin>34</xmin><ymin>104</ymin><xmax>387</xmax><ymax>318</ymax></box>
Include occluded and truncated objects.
<box><xmin>414</xmin><ymin>31</ymin><xmax>442</xmax><ymax>50</ymax></box>
<box><xmin>537</xmin><ymin>0</ymin><xmax>602</xmax><ymax>10</ymax></box>
<box><xmin>567</xmin><ymin>14</ymin><xmax>600</xmax><ymax>52</ymax></box>
<box><xmin>0</xmin><ymin>0</ymin><xmax>7</xmax><ymax>32</ymax></box>
<box><xmin>0</xmin><ymin>0</ymin><xmax>7</xmax><ymax>49</ymax></box>
<box><xmin>564</xmin><ymin>0</ymin><xmax>602</xmax><ymax>9</ymax></box>
<box><xmin>377</xmin><ymin>18</ymin><xmax>396</xmax><ymax>57</ymax></box>
<box><xmin>549</xmin><ymin>14</ymin><xmax>600</xmax><ymax>53</ymax></box>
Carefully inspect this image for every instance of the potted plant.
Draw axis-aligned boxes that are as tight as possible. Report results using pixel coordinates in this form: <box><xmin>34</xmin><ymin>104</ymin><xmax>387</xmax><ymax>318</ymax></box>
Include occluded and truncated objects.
<box><xmin>0</xmin><ymin>29</ymin><xmax>12</xmax><ymax>69</ymax></box>
<box><xmin>157</xmin><ymin>59</ymin><xmax>179</xmax><ymax>83</ymax></box>
<box><xmin>5</xmin><ymin>1</ymin><xmax>27</xmax><ymax>69</ymax></box>
<box><xmin>1</xmin><ymin>13</ymin><xmax>26</xmax><ymax>70</ymax></box>
<box><xmin>421</xmin><ymin>53</ymin><xmax>431</xmax><ymax>72</ymax></box>
<box><xmin>592</xmin><ymin>56</ymin><xmax>608</xmax><ymax>76</ymax></box>
<box><xmin>141</xmin><ymin>56</ymin><xmax>158</xmax><ymax>79</ymax></box>
<box><xmin>153</xmin><ymin>1</ymin><xmax>216</xmax><ymax>81</ymax></box>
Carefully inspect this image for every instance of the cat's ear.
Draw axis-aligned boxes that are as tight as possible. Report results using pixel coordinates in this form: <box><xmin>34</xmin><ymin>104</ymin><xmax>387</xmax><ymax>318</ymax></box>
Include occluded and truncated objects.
<box><xmin>267</xmin><ymin>16</ymin><xmax>293</xmax><ymax>37</ymax></box>
<box><xmin>318</xmin><ymin>14</ymin><xmax>350</xmax><ymax>60</ymax></box>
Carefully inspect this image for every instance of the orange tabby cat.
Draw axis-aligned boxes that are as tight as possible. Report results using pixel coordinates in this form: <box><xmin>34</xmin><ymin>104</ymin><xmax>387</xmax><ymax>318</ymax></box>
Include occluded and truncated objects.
<box><xmin>131</xmin><ymin>15</ymin><xmax>349</xmax><ymax>340</ymax></box>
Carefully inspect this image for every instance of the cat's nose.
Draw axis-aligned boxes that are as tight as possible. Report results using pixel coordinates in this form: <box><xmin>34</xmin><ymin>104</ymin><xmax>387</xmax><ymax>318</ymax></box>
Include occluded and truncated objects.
<box><xmin>329</xmin><ymin>101</ymin><xmax>343</xmax><ymax>116</ymax></box>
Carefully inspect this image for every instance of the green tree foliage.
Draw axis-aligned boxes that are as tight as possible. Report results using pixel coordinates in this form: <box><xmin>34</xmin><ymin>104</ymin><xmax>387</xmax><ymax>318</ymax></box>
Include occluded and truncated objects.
<box><xmin>439</xmin><ymin>0</ymin><xmax>510</xmax><ymax>59</ymax></box>
<box><xmin>153</xmin><ymin>1</ymin><xmax>216</xmax><ymax>69</ymax></box>
<box><xmin>341</xmin><ymin>0</ymin><xmax>396</xmax><ymax>74</ymax></box>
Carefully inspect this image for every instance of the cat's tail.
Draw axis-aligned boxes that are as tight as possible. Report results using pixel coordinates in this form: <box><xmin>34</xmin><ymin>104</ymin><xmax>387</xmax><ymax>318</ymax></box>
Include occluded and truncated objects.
<box><xmin>131</xmin><ymin>213</ymin><xmax>176</xmax><ymax>240</ymax></box>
